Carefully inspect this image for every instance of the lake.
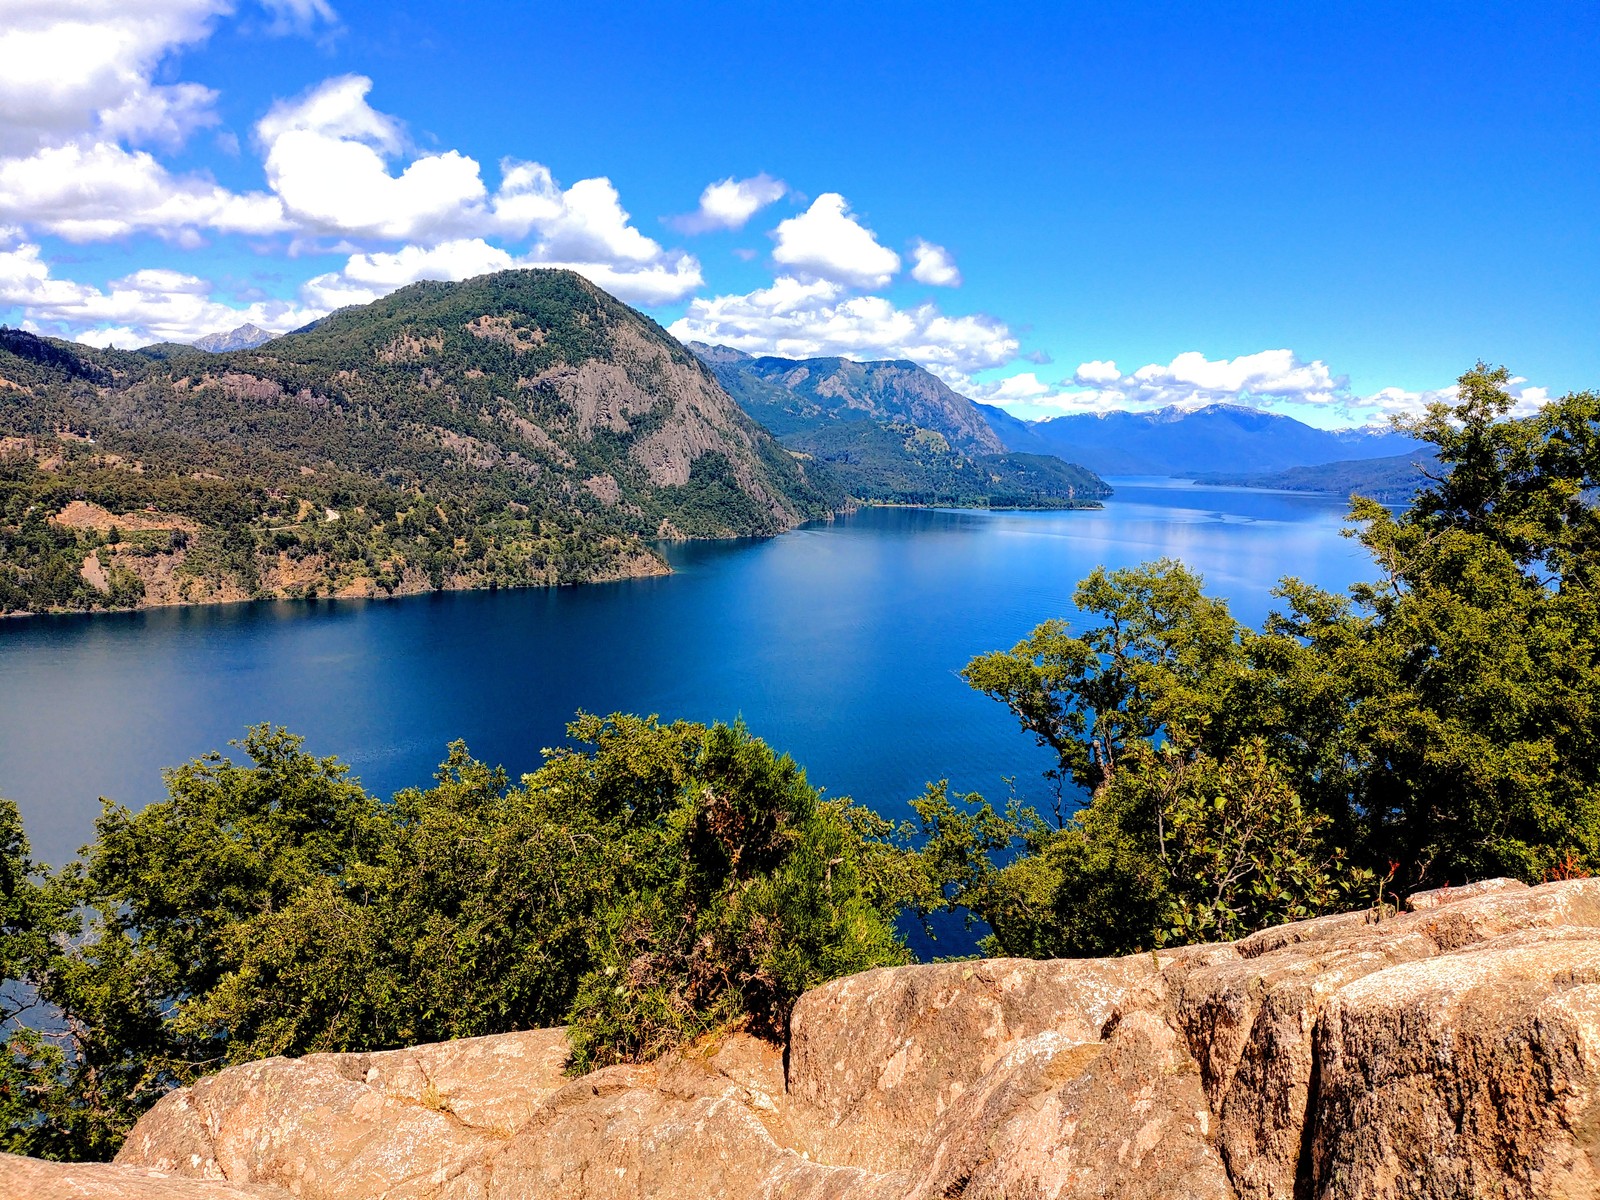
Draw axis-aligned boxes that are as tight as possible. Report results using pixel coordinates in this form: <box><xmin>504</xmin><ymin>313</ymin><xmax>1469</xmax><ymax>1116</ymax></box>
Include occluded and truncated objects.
<box><xmin>0</xmin><ymin>480</ymin><xmax>1371</xmax><ymax>887</ymax></box>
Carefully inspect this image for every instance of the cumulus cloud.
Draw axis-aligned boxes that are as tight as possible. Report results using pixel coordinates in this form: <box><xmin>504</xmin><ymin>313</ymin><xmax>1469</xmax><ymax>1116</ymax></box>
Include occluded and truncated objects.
<box><xmin>1073</xmin><ymin>359</ymin><xmax>1121</xmax><ymax>385</ymax></box>
<box><xmin>0</xmin><ymin>0</ymin><xmax>225</xmax><ymax>154</ymax></box>
<box><xmin>670</xmin><ymin>174</ymin><xmax>787</xmax><ymax>233</ymax></box>
<box><xmin>909</xmin><ymin>239</ymin><xmax>961</xmax><ymax>287</ymax></box>
<box><xmin>299</xmin><ymin>238</ymin><xmax>515</xmax><ymax>309</ymax></box>
<box><xmin>258</xmin><ymin>0</ymin><xmax>339</xmax><ymax>35</ymax></box>
<box><xmin>0</xmin><ymin>140</ymin><xmax>287</xmax><ymax>242</ymax></box>
<box><xmin>668</xmin><ymin>275</ymin><xmax>1018</xmax><ymax>382</ymax></box>
<box><xmin>0</xmin><ymin>231</ymin><xmax>319</xmax><ymax>345</ymax></box>
<box><xmin>770</xmin><ymin>194</ymin><xmax>901</xmax><ymax>289</ymax></box>
<box><xmin>1359</xmin><ymin>379</ymin><xmax>1551</xmax><ymax>425</ymax></box>
<box><xmin>257</xmin><ymin>75</ymin><xmax>489</xmax><ymax>241</ymax></box>
<box><xmin>984</xmin><ymin>349</ymin><xmax>1351</xmax><ymax>417</ymax></box>
<box><xmin>969</xmin><ymin>349</ymin><xmax>1560</xmax><ymax>427</ymax></box>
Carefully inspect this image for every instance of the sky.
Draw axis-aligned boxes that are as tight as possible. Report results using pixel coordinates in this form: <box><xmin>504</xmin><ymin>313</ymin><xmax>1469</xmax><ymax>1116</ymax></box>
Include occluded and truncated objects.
<box><xmin>0</xmin><ymin>1</ymin><xmax>1594</xmax><ymax>428</ymax></box>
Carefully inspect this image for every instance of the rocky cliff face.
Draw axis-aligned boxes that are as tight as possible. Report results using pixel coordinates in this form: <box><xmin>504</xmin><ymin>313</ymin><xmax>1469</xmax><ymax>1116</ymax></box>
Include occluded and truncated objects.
<box><xmin>11</xmin><ymin>877</ymin><xmax>1600</xmax><ymax>1199</ymax></box>
<box><xmin>693</xmin><ymin>345</ymin><xmax>1006</xmax><ymax>454</ymax></box>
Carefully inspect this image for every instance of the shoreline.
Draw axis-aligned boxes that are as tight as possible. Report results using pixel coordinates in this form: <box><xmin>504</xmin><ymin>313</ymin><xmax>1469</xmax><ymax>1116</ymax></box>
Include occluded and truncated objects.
<box><xmin>0</xmin><ymin>500</ymin><xmax>1109</xmax><ymax>622</ymax></box>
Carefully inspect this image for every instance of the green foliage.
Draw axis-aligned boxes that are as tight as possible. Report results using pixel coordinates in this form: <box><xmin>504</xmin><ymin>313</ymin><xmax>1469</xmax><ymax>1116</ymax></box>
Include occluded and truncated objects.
<box><xmin>955</xmin><ymin>364</ymin><xmax>1600</xmax><ymax>955</ymax></box>
<box><xmin>8</xmin><ymin>717</ymin><xmax>909</xmax><ymax>1158</ymax></box>
<box><xmin>0</xmin><ymin>799</ymin><xmax>77</xmax><ymax>1156</ymax></box>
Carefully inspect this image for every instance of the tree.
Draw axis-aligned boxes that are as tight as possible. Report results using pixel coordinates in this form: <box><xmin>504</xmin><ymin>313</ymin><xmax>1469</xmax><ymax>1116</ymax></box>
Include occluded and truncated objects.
<box><xmin>15</xmin><ymin>717</ymin><xmax>912</xmax><ymax>1158</ymax></box>
<box><xmin>952</xmin><ymin>364</ymin><xmax>1600</xmax><ymax>956</ymax></box>
<box><xmin>0</xmin><ymin>798</ymin><xmax>75</xmax><ymax>1156</ymax></box>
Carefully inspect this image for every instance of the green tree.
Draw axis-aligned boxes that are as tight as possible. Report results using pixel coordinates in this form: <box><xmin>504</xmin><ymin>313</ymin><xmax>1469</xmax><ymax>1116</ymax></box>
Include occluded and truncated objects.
<box><xmin>18</xmin><ymin>716</ymin><xmax>912</xmax><ymax>1158</ymax></box>
<box><xmin>951</xmin><ymin>364</ymin><xmax>1600</xmax><ymax>956</ymax></box>
<box><xmin>0</xmin><ymin>799</ymin><xmax>75</xmax><ymax>1156</ymax></box>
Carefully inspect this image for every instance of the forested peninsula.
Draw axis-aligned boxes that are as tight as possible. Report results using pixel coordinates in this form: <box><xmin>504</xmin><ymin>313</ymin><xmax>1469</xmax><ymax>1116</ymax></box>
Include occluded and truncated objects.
<box><xmin>0</xmin><ymin>270</ymin><xmax>837</xmax><ymax>615</ymax></box>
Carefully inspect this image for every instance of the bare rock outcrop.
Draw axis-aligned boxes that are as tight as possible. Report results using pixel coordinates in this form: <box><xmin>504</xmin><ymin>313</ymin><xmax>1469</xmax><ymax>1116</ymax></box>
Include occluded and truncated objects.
<box><xmin>10</xmin><ymin>878</ymin><xmax>1600</xmax><ymax>1199</ymax></box>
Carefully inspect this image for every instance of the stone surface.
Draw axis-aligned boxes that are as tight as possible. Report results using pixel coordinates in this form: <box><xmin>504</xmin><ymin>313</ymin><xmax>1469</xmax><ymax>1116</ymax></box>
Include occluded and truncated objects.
<box><xmin>785</xmin><ymin>954</ymin><xmax>1157</xmax><ymax>1172</ymax></box>
<box><xmin>8</xmin><ymin>879</ymin><xmax>1600</xmax><ymax>1200</ymax></box>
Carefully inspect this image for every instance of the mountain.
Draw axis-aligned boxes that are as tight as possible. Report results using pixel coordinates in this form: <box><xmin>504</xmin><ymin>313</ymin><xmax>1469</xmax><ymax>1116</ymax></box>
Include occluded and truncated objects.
<box><xmin>784</xmin><ymin>421</ymin><xmax>1108</xmax><ymax>508</ymax></box>
<box><xmin>193</xmin><ymin>322</ymin><xmax>275</xmax><ymax>352</ymax></box>
<box><xmin>970</xmin><ymin>400</ymin><xmax>1053</xmax><ymax>454</ymax></box>
<box><xmin>0</xmin><ymin>270</ymin><xmax>834</xmax><ymax>614</ymax></box>
<box><xmin>693</xmin><ymin>346</ymin><xmax>1108</xmax><ymax>509</ymax></box>
<box><xmin>694</xmin><ymin>345</ymin><xmax>1005</xmax><ymax>454</ymax></box>
<box><xmin>1192</xmin><ymin>450</ymin><xmax>1440</xmax><ymax>502</ymax></box>
<box><xmin>983</xmin><ymin>403</ymin><xmax>1427</xmax><ymax>477</ymax></box>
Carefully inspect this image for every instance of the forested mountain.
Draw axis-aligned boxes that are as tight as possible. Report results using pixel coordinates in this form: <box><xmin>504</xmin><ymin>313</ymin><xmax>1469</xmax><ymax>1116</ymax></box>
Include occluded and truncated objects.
<box><xmin>694</xmin><ymin>345</ymin><xmax>1109</xmax><ymax>508</ymax></box>
<box><xmin>0</xmin><ymin>270</ymin><xmax>834</xmax><ymax>614</ymax></box>
<box><xmin>982</xmin><ymin>402</ymin><xmax>1427</xmax><ymax>477</ymax></box>
<box><xmin>1192</xmin><ymin>450</ymin><xmax>1440</xmax><ymax>500</ymax></box>
<box><xmin>694</xmin><ymin>345</ymin><xmax>1005</xmax><ymax>453</ymax></box>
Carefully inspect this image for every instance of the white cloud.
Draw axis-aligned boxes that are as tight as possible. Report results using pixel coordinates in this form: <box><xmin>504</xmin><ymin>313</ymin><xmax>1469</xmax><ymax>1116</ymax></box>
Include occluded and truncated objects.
<box><xmin>1073</xmin><ymin>359</ymin><xmax>1120</xmax><ymax>385</ymax></box>
<box><xmin>299</xmin><ymin>238</ymin><xmax>516</xmax><ymax>309</ymax></box>
<box><xmin>668</xmin><ymin>275</ymin><xmax>1017</xmax><ymax>381</ymax></box>
<box><xmin>972</xmin><ymin>349</ymin><xmax>1561</xmax><ymax>427</ymax></box>
<box><xmin>0</xmin><ymin>0</ymin><xmax>226</xmax><ymax>154</ymax></box>
<box><xmin>300</xmin><ymin>235</ymin><xmax>702</xmax><ymax>313</ymax></box>
<box><xmin>249</xmin><ymin>83</ymin><xmax>702</xmax><ymax>299</ymax></box>
<box><xmin>670</xmin><ymin>174</ymin><xmax>787</xmax><ymax>233</ymax></box>
<box><xmin>770</xmin><ymin>193</ymin><xmax>901</xmax><ymax>289</ymax></box>
<box><xmin>909</xmin><ymin>239</ymin><xmax>961</xmax><ymax>287</ymax></box>
<box><xmin>1359</xmin><ymin>379</ymin><xmax>1549</xmax><ymax>425</ymax></box>
<box><xmin>993</xmin><ymin>349</ymin><xmax>1350</xmax><ymax>418</ymax></box>
<box><xmin>0</xmin><ymin>232</ymin><xmax>318</xmax><ymax>344</ymax></box>
<box><xmin>0</xmin><ymin>140</ymin><xmax>287</xmax><ymax>241</ymax></box>
<box><xmin>974</xmin><ymin>372</ymin><xmax>1054</xmax><ymax>403</ymax></box>
<box><xmin>518</xmin><ymin>175</ymin><xmax>665</xmax><ymax>265</ymax></box>
<box><xmin>258</xmin><ymin>0</ymin><xmax>338</xmax><ymax>35</ymax></box>
<box><xmin>257</xmin><ymin>75</ymin><xmax>489</xmax><ymax>241</ymax></box>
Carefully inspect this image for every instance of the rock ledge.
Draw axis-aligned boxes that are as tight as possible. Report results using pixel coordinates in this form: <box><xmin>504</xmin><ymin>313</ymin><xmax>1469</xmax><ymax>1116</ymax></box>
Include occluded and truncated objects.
<box><xmin>10</xmin><ymin>878</ymin><xmax>1600</xmax><ymax>1199</ymax></box>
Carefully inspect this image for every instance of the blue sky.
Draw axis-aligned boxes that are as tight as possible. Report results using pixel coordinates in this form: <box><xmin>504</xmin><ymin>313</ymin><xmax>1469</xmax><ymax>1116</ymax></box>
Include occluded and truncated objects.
<box><xmin>1</xmin><ymin>1</ymin><xmax>1594</xmax><ymax>426</ymax></box>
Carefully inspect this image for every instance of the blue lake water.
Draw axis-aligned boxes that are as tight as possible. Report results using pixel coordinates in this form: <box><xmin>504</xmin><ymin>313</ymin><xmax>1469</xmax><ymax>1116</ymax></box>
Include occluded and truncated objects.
<box><xmin>0</xmin><ymin>480</ymin><xmax>1369</xmax><ymax>886</ymax></box>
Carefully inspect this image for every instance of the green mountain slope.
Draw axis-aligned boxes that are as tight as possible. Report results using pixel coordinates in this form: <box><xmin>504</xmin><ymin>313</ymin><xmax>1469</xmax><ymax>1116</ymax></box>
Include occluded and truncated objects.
<box><xmin>785</xmin><ymin>422</ymin><xmax>1109</xmax><ymax>508</ymax></box>
<box><xmin>692</xmin><ymin>345</ymin><xmax>1109</xmax><ymax>509</ymax></box>
<box><xmin>1190</xmin><ymin>450</ymin><xmax>1440</xmax><ymax>501</ymax></box>
<box><xmin>0</xmin><ymin>270</ymin><xmax>834</xmax><ymax>614</ymax></box>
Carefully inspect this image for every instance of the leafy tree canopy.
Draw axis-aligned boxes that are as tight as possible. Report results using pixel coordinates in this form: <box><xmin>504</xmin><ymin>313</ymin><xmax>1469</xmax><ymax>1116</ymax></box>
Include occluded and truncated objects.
<box><xmin>7</xmin><ymin>716</ymin><xmax>910</xmax><ymax>1158</ymax></box>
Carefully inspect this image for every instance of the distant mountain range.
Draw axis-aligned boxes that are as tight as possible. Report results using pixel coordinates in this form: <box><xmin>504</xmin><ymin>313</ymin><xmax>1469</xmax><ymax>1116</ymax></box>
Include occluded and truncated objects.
<box><xmin>692</xmin><ymin>345</ymin><xmax>1108</xmax><ymax>509</ymax></box>
<box><xmin>989</xmin><ymin>403</ymin><xmax>1428</xmax><ymax>478</ymax></box>
<box><xmin>192</xmin><ymin>322</ymin><xmax>275</xmax><ymax>352</ymax></box>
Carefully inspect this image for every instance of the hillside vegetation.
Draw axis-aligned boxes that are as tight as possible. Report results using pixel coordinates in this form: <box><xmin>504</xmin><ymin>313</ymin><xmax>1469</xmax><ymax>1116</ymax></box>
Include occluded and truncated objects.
<box><xmin>0</xmin><ymin>271</ymin><xmax>834</xmax><ymax>615</ymax></box>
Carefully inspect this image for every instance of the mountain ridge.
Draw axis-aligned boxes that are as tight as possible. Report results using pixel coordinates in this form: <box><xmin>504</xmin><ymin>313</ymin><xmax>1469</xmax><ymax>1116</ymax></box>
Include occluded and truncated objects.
<box><xmin>0</xmin><ymin>270</ymin><xmax>834</xmax><ymax>615</ymax></box>
<box><xmin>692</xmin><ymin>344</ymin><xmax>1109</xmax><ymax>509</ymax></box>
<box><xmin>986</xmin><ymin>401</ymin><xmax>1426</xmax><ymax>476</ymax></box>
<box><xmin>192</xmin><ymin>322</ymin><xmax>275</xmax><ymax>353</ymax></box>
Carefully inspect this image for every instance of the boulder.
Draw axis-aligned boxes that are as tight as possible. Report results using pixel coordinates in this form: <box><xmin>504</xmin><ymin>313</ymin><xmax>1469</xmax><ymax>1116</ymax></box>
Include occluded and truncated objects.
<box><xmin>6</xmin><ymin>878</ymin><xmax>1600</xmax><ymax>1200</ymax></box>
<box><xmin>785</xmin><ymin>954</ymin><xmax>1157</xmax><ymax>1171</ymax></box>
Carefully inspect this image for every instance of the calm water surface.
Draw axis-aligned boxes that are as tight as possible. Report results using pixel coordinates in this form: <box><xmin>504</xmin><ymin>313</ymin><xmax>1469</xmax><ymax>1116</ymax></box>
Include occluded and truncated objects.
<box><xmin>1</xmin><ymin>480</ymin><xmax>1368</xmax><ymax>876</ymax></box>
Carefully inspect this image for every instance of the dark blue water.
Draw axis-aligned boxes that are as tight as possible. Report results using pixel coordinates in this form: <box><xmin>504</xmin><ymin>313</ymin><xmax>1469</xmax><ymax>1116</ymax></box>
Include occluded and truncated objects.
<box><xmin>0</xmin><ymin>481</ymin><xmax>1368</xmax><ymax>879</ymax></box>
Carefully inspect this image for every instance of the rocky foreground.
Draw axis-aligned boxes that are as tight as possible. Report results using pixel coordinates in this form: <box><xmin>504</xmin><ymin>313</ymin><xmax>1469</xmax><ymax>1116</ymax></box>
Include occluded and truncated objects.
<box><xmin>10</xmin><ymin>876</ymin><xmax>1600</xmax><ymax>1199</ymax></box>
